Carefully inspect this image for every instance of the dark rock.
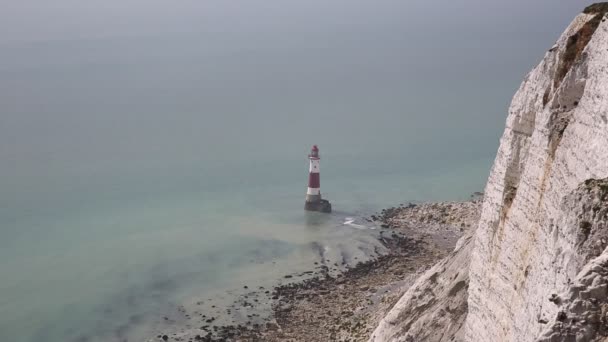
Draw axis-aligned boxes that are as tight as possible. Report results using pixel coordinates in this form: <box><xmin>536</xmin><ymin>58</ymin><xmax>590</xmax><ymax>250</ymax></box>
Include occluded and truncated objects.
<box><xmin>341</xmin><ymin>310</ymin><xmax>354</xmax><ymax>317</ymax></box>
<box><xmin>549</xmin><ymin>293</ymin><xmax>561</xmax><ymax>305</ymax></box>
<box><xmin>266</xmin><ymin>322</ymin><xmax>280</xmax><ymax>331</ymax></box>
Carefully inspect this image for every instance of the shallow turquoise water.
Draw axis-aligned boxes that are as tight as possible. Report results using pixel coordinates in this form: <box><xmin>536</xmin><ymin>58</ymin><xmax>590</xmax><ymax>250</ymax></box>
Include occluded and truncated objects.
<box><xmin>1</xmin><ymin>150</ymin><xmax>489</xmax><ymax>341</ymax></box>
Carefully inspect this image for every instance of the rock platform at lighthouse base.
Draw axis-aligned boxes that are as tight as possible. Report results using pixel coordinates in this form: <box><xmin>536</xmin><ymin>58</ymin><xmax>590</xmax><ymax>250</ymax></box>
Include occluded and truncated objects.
<box><xmin>304</xmin><ymin>199</ymin><xmax>332</xmax><ymax>213</ymax></box>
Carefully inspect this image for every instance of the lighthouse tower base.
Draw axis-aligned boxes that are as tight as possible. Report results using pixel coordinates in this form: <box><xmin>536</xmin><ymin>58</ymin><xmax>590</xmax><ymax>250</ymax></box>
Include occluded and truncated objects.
<box><xmin>305</xmin><ymin>199</ymin><xmax>332</xmax><ymax>213</ymax></box>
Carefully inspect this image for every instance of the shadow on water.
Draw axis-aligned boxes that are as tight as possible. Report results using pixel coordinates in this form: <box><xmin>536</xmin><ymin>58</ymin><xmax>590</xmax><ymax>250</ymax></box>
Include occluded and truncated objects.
<box><xmin>32</xmin><ymin>237</ymin><xmax>296</xmax><ymax>342</ymax></box>
<box><xmin>304</xmin><ymin>211</ymin><xmax>332</xmax><ymax>227</ymax></box>
<box><xmin>32</xmin><ymin>212</ymin><xmax>382</xmax><ymax>342</ymax></box>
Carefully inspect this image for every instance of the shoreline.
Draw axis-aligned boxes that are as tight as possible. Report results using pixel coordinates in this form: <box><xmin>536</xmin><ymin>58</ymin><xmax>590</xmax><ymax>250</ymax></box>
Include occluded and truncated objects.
<box><xmin>148</xmin><ymin>198</ymin><xmax>481</xmax><ymax>342</ymax></box>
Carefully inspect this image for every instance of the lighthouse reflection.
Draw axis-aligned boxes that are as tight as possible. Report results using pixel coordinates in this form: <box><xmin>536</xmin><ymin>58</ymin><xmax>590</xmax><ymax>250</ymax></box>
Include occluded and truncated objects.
<box><xmin>304</xmin><ymin>211</ymin><xmax>331</xmax><ymax>227</ymax></box>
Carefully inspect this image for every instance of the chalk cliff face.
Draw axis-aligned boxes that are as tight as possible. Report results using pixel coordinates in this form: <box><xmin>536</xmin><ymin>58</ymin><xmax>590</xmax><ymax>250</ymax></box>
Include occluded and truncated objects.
<box><xmin>370</xmin><ymin>230</ymin><xmax>474</xmax><ymax>342</ymax></box>
<box><xmin>466</xmin><ymin>4</ymin><xmax>608</xmax><ymax>341</ymax></box>
<box><xmin>372</xmin><ymin>4</ymin><xmax>608</xmax><ymax>342</ymax></box>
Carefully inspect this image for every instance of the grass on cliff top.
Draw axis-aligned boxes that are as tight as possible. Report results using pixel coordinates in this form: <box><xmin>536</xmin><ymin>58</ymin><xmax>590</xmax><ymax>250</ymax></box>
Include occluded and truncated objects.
<box><xmin>583</xmin><ymin>3</ymin><xmax>608</xmax><ymax>14</ymax></box>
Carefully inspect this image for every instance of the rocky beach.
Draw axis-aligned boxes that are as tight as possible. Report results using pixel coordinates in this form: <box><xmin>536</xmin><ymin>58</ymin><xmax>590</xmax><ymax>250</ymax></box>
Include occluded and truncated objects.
<box><xmin>146</xmin><ymin>198</ymin><xmax>481</xmax><ymax>342</ymax></box>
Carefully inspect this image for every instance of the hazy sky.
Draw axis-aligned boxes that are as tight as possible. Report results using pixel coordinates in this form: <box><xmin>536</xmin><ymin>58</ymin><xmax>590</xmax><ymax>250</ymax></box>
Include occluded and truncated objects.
<box><xmin>0</xmin><ymin>1</ymin><xmax>593</xmax><ymax>44</ymax></box>
<box><xmin>0</xmin><ymin>0</ymin><xmax>597</xmax><ymax>201</ymax></box>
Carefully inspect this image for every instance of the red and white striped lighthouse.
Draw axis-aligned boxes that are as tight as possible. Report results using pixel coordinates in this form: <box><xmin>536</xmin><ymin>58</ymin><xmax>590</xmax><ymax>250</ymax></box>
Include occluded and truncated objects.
<box><xmin>305</xmin><ymin>145</ymin><xmax>332</xmax><ymax>213</ymax></box>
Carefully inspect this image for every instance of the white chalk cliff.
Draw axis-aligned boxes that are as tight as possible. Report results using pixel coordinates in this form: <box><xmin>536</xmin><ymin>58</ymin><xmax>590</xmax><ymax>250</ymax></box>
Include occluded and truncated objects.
<box><xmin>372</xmin><ymin>4</ymin><xmax>608</xmax><ymax>342</ymax></box>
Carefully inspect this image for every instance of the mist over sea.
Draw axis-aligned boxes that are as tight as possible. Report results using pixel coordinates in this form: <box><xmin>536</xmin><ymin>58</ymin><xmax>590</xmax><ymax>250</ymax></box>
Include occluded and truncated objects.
<box><xmin>0</xmin><ymin>1</ymin><xmax>593</xmax><ymax>341</ymax></box>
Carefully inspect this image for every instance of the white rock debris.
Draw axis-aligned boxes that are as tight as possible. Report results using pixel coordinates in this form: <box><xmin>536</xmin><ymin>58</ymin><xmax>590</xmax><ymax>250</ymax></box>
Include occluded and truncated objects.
<box><xmin>370</xmin><ymin>230</ymin><xmax>473</xmax><ymax>342</ymax></box>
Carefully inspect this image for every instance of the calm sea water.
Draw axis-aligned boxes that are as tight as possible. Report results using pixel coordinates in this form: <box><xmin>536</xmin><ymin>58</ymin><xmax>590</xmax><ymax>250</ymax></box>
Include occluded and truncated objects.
<box><xmin>0</xmin><ymin>1</ymin><xmax>589</xmax><ymax>341</ymax></box>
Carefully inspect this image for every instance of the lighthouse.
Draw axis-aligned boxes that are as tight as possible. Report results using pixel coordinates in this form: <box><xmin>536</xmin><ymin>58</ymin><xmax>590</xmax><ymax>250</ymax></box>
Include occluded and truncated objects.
<box><xmin>305</xmin><ymin>145</ymin><xmax>332</xmax><ymax>213</ymax></box>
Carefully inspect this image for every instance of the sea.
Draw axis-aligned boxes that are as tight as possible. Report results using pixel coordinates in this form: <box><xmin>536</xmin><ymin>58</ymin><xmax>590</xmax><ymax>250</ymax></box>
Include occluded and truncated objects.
<box><xmin>0</xmin><ymin>1</ymin><xmax>587</xmax><ymax>341</ymax></box>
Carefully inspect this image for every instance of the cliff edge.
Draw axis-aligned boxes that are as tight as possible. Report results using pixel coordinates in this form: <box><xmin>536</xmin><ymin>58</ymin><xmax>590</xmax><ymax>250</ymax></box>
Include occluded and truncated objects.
<box><xmin>372</xmin><ymin>4</ymin><xmax>608</xmax><ymax>342</ymax></box>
